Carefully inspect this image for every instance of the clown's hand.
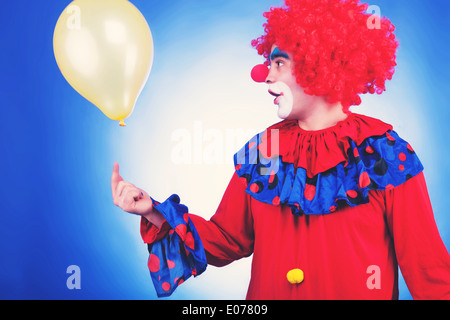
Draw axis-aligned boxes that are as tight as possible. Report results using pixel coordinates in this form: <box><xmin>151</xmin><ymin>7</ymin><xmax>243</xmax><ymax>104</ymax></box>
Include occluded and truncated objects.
<box><xmin>111</xmin><ymin>162</ymin><xmax>165</xmax><ymax>228</ymax></box>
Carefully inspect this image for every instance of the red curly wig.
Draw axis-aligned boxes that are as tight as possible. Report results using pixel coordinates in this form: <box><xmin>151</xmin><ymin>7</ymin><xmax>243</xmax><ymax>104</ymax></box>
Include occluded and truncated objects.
<box><xmin>251</xmin><ymin>0</ymin><xmax>399</xmax><ymax>111</ymax></box>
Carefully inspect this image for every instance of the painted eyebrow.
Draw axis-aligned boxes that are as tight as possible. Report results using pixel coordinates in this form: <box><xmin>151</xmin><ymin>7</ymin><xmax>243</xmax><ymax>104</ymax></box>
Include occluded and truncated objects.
<box><xmin>270</xmin><ymin>48</ymin><xmax>290</xmax><ymax>61</ymax></box>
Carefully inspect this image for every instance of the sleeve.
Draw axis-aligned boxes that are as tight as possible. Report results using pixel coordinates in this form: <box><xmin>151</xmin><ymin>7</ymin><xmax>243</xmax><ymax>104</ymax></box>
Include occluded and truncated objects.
<box><xmin>141</xmin><ymin>195</ymin><xmax>208</xmax><ymax>298</ymax></box>
<box><xmin>140</xmin><ymin>172</ymin><xmax>254</xmax><ymax>297</ymax></box>
<box><xmin>188</xmin><ymin>172</ymin><xmax>255</xmax><ymax>267</ymax></box>
<box><xmin>385</xmin><ymin>172</ymin><xmax>450</xmax><ymax>299</ymax></box>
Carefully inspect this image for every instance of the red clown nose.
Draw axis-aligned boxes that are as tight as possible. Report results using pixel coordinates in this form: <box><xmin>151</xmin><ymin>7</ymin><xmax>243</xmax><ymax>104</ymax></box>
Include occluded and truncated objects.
<box><xmin>251</xmin><ymin>64</ymin><xmax>269</xmax><ymax>83</ymax></box>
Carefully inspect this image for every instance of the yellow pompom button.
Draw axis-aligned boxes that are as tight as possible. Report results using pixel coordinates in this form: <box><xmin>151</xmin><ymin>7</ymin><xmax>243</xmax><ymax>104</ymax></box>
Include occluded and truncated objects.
<box><xmin>287</xmin><ymin>269</ymin><xmax>304</xmax><ymax>285</ymax></box>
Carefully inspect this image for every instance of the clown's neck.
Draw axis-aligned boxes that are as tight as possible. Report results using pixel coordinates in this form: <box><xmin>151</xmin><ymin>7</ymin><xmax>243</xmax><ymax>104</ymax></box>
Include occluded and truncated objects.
<box><xmin>296</xmin><ymin>101</ymin><xmax>348</xmax><ymax>132</ymax></box>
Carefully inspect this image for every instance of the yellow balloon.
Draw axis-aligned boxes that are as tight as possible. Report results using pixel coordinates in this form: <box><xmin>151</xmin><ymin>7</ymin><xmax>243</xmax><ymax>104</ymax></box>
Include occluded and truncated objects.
<box><xmin>53</xmin><ymin>0</ymin><xmax>154</xmax><ymax>126</ymax></box>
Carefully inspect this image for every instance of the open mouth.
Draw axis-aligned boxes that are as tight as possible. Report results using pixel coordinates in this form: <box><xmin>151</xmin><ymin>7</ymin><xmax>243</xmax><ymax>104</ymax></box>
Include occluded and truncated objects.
<box><xmin>268</xmin><ymin>89</ymin><xmax>283</xmax><ymax>104</ymax></box>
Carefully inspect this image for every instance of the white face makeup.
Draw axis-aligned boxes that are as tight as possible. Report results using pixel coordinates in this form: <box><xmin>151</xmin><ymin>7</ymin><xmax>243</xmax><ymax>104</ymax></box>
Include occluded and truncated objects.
<box><xmin>264</xmin><ymin>45</ymin><xmax>300</xmax><ymax>120</ymax></box>
<box><xmin>268</xmin><ymin>81</ymin><xmax>294</xmax><ymax>119</ymax></box>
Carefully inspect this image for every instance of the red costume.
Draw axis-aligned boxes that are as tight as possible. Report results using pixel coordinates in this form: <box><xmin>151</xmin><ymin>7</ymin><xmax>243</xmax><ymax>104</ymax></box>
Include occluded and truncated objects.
<box><xmin>141</xmin><ymin>113</ymin><xmax>450</xmax><ymax>299</ymax></box>
<box><xmin>139</xmin><ymin>0</ymin><xmax>450</xmax><ymax>299</ymax></box>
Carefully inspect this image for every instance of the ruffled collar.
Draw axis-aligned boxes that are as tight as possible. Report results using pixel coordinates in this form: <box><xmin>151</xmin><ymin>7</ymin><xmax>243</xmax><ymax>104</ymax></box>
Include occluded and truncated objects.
<box><xmin>234</xmin><ymin>113</ymin><xmax>423</xmax><ymax>215</ymax></box>
<box><xmin>258</xmin><ymin>113</ymin><xmax>393</xmax><ymax>178</ymax></box>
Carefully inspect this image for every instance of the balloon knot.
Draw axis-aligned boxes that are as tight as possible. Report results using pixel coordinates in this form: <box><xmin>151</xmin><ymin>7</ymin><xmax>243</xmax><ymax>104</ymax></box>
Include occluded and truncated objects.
<box><xmin>119</xmin><ymin>120</ymin><xmax>126</xmax><ymax>127</ymax></box>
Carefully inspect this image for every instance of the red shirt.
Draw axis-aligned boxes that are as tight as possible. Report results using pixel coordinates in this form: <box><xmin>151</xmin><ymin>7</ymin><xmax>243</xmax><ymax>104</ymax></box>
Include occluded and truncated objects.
<box><xmin>141</xmin><ymin>113</ymin><xmax>450</xmax><ymax>299</ymax></box>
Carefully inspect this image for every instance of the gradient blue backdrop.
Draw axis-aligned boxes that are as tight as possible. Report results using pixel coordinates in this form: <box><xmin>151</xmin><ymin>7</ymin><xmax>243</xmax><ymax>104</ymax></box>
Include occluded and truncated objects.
<box><xmin>1</xmin><ymin>0</ymin><xmax>449</xmax><ymax>299</ymax></box>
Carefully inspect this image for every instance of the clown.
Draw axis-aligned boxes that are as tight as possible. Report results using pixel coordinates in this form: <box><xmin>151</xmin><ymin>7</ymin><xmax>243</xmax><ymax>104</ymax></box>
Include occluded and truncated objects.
<box><xmin>111</xmin><ymin>0</ymin><xmax>450</xmax><ymax>299</ymax></box>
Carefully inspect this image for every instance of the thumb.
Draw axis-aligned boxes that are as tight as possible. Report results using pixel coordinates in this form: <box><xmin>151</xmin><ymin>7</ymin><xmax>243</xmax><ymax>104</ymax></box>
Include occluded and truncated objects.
<box><xmin>113</xmin><ymin>161</ymin><xmax>119</xmax><ymax>174</ymax></box>
<box><xmin>111</xmin><ymin>162</ymin><xmax>124</xmax><ymax>196</ymax></box>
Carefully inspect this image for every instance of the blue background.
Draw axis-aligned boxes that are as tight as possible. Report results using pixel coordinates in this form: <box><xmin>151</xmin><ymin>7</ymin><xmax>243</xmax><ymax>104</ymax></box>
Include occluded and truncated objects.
<box><xmin>1</xmin><ymin>0</ymin><xmax>449</xmax><ymax>299</ymax></box>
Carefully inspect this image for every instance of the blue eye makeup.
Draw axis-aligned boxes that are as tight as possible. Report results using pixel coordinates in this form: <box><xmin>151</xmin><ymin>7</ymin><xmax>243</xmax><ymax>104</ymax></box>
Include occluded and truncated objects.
<box><xmin>270</xmin><ymin>47</ymin><xmax>289</xmax><ymax>61</ymax></box>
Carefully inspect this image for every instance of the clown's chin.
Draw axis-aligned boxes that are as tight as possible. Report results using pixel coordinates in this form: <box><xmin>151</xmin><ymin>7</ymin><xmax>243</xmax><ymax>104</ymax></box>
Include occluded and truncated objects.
<box><xmin>277</xmin><ymin>100</ymin><xmax>293</xmax><ymax>119</ymax></box>
<box><xmin>275</xmin><ymin>86</ymin><xmax>293</xmax><ymax>119</ymax></box>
